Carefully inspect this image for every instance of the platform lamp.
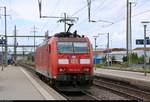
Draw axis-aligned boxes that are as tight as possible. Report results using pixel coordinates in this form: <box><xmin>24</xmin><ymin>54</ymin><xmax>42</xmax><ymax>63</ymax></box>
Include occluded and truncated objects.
<box><xmin>141</xmin><ymin>21</ymin><xmax>150</xmax><ymax>76</ymax></box>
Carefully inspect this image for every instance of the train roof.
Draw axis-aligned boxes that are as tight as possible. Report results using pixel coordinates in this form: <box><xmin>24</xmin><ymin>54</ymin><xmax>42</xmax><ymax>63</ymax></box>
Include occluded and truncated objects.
<box><xmin>54</xmin><ymin>31</ymin><xmax>82</xmax><ymax>38</ymax></box>
<box><xmin>38</xmin><ymin>31</ymin><xmax>88</xmax><ymax>47</ymax></box>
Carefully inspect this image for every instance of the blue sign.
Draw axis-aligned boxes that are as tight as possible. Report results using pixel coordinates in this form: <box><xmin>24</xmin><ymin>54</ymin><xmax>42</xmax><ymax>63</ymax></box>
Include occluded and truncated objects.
<box><xmin>0</xmin><ymin>39</ymin><xmax>6</xmax><ymax>45</ymax></box>
<box><xmin>136</xmin><ymin>39</ymin><xmax>150</xmax><ymax>45</ymax></box>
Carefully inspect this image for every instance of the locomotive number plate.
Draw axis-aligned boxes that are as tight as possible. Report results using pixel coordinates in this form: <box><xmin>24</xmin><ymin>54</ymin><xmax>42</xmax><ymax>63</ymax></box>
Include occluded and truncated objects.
<box><xmin>71</xmin><ymin>59</ymin><xmax>78</xmax><ymax>64</ymax></box>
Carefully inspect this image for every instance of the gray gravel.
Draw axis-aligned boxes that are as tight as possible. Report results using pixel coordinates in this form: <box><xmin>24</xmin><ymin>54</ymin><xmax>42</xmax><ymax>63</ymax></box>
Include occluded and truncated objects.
<box><xmin>87</xmin><ymin>86</ymin><xmax>129</xmax><ymax>100</ymax></box>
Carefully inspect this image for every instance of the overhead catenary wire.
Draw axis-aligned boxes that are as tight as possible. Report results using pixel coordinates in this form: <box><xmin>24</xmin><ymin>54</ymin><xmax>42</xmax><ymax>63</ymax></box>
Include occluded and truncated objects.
<box><xmin>39</xmin><ymin>0</ymin><xmax>120</xmax><ymax>34</ymax></box>
<box><xmin>133</xmin><ymin>0</ymin><xmax>149</xmax><ymax>10</ymax></box>
<box><xmin>91</xmin><ymin>0</ymin><xmax>109</xmax><ymax>17</ymax></box>
<box><xmin>76</xmin><ymin>0</ymin><xmax>121</xmax><ymax>28</ymax></box>
<box><xmin>41</xmin><ymin>0</ymin><xmax>60</xmax><ymax>31</ymax></box>
<box><xmin>71</xmin><ymin>0</ymin><xmax>96</xmax><ymax>16</ymax></box>
<box><xmin>73</xmin><ymin>0</ymin><xmax>108</xmax><ymax>26</ymax></box>
<box><xmin>101</xmin><ymin>8</ymin><xmax>150</xmax><ymax>29</ymax></box>
<box><xmin>27</xmin><ymin>0</ymin><xmax>150</xmax><ymax>37</ymax></box>
<box><xmin>50</xmin><ymin>0</ymin><xmax>61</xmax><ymax>16</ymax></box>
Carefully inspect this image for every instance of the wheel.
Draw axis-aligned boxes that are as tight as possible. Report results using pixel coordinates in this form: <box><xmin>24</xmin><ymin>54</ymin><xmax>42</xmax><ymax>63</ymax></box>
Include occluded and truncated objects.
<box><xmin>51</xmin><ymin>79</ymin><xmax>55</xmax><ymax>87</ymax></box>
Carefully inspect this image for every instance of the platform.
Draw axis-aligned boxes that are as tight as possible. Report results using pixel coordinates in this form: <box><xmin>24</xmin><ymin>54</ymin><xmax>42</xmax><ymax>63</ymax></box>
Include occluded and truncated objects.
<box><xmin>0</xmin><ymin>65</ymin><xmax>66</xmax><ymax>100</ymax></box>
<box><xmin>94</xmin><ymin>68</ymin><xmax>150</xmax><ymax>90</ymax></box>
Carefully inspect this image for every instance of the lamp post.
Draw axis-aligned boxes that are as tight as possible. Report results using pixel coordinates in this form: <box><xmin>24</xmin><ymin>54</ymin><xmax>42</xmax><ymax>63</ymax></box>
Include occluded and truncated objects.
<box><xmin>141</xmin><ymin>21</ymin><xmax>150</xmax><ymax>76</ymax></box>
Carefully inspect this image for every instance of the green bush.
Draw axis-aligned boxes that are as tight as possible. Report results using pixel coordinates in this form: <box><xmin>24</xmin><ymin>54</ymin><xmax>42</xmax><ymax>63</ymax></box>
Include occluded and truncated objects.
<box><xmin>138</xmin><ymin>55</ymin><xmax>144</xmax><ymax>64</ymax></box>
<box><xmin>123</xmin><ymin>56</ymin><xmax>128</xmax><ymax>62</ymax></box>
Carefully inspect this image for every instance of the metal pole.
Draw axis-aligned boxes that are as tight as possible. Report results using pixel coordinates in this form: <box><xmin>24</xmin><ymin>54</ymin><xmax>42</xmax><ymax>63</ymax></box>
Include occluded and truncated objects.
<box><xmin>1</xmin><ymin>37</ymin><xmax>4</xmax><ymax>71</ymax></box>
<box><xmin>4</xmin><ymin>6</ymin><xmax>8</xmax><ymax>66</ymax></box>
<box><xmin>64</xmin><ymin>13</ymin><xmax>67</xmax><ymax>32</ymax></box>
<box><xmin>87</xmin><ymin>0</ymin><xmax>91</xmax><ymax>22</ymax></box>
<box><xmin>14</xmin><ymin>25</ymin><xmax>17</xmax><ymax>62</ymax></box>
<box><xmin>126</xmin><ymin>0</ymin><xmax>129</xmax><ymax>66</ymax></box>
<box><xmin>94</xmin><ymin>37</ymin><xmax>97</xmax><ymax>68</ymax></box>
<box><xmin>34</xmin><ymin>26</ymin><xmax>36</xmax><ymax>53</ymax></box>
<box><xmin>95</xmin><ymin>38</ymin><xmax>97</xmax><ymax>51</ymax></box>
<box><xmin>128</xmin><ymin>2</ymin><xmax>132</xmax><ymax>66</ymax></box>
<box><xmin>22</xmin><ymin>47</ymin><xmax>24</xmax><ymax>60</ymax></box>
<box><xmin>107</xmin><ymin>33</ymin><xmax>110</xmax><ymax>67</ymax></box>
<box><xmin>144</xmin><ymin>24</ymin><xmax>147</xmax><ymax>76</ymax></box>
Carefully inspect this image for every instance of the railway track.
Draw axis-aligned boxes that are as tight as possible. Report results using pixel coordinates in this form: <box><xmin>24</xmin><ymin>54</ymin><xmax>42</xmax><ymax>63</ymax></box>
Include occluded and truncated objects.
<box><xmin>59</xmin><ymin>91</ymin><xmax>97</xmax><ymax>100</ymax></box>
<box><xmin>93</xmin><ymin>77</ymin><xmax>150</xmax><ymax>102</ymax></box>
<box><xmin>19</xmin><ymin>63</ymin><xmax>98</xmax><ymax>100</ymax></box>
<box><xmin>20</xmin><ymin>62</ymin><xmax>150</xmax><ymax>101</ymax></box>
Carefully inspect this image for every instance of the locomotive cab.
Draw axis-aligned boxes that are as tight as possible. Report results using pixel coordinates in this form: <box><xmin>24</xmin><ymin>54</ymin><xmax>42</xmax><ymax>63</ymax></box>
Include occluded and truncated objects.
<box><xmin>54</xmin><ymin>32</ymin><xmax>93</xmax><ymax>87</ymax></box>
<box><xmin>35</xmin><ymin>31</ymin><xmax>93</xmax><ymax>91</ymax></box>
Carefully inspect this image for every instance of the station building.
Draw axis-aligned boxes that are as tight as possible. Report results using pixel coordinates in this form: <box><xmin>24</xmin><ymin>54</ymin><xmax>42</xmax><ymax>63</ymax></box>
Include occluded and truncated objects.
<box><xmin>94</xmin><ymin>47</ymin><xmax>150</xmax><ymax>64</ymax></box>
<box><xmin>94</xmin><ymin>48</ymin><xmax>127</xmax><ymax>64</ymax></box>
<box><xmin>133</xmin><ymin>47</ymin><xmax>150</xmax><ymax>57</ymax></box>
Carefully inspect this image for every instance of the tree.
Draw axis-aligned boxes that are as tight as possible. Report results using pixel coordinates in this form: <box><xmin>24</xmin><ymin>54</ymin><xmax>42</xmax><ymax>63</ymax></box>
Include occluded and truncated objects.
<box><xmin>131</xmin><ymin>53</ymin><xmax>138</xmax><ymax>64</ymax></box>
<box><xmin>102</xmin><ymin>56</ymin><xmax>107</xmax><ymax>63</ymax></box>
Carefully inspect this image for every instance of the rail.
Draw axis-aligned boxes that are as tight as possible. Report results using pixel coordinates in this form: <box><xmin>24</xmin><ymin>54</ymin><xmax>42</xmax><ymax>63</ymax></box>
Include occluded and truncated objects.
<box><xmin>19</xmin><ymin>62</ymin><xmax>98</xmax><ymax>100</ymax></box>
<box><xmin>93</xmin><ymin>78</ymin><xmax>150</xmax><ymax>101</ymax></box>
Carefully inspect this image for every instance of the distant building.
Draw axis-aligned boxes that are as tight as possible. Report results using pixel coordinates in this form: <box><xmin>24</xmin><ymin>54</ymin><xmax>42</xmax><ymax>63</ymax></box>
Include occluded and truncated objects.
<box><xmin>110</xmin><ymin>48</ymin><xmax>127</xmax><ymax>62</ymax></box>
<box><xmin>94</xmin><ymin>48</ymin><xmax>106</xmax><ymax>58</ymax></box>
<box><xmin>94</xmin><ymin>56</ymin><xmax>103</xmax><ymax>64</ymax></box>
<box><xmin>94</xmin><ymin>48</ymin><xmax>127</xmax><ymax>63</ymax></box>
<box><xmin>93</xmin><ymin>47</ymin><xmax>150</xmax><ymax>63</ymax></box>
<box><xmin>133</xmin><ymin>47</ymin><xmax>150</xmax><ymax>57</ymax></box>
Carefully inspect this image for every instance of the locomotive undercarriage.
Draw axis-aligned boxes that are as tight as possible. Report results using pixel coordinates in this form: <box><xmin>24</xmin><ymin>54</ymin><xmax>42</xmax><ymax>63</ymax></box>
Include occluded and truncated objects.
<box><xmin>36</xmin><ymin>72</ymin><xmax>93</xmax><ymax>91</ymax></box>
<box><xmin>56</xmin><ymin>74</ymin><xmax>93</xmax><ymax>86</ymax></box>
<box><xmin>55</xmin><ymin>74</ymin><xmax>93</xmax><ymax>91</ymax></box>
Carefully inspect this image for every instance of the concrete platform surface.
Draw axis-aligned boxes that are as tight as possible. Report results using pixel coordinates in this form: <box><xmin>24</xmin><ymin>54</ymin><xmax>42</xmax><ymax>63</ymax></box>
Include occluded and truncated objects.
<box><xmin>0</xmin><ymin>65</ymin><xmax>62</xmax><ymax>100</ymax></box>
<box><xmin>94</xmin><ymin>68</ymin><xmax>150</xmax><ymax>90</ymax></box>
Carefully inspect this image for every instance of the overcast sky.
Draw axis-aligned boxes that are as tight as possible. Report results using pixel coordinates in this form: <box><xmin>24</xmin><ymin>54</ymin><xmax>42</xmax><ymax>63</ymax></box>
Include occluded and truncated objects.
<box><xmin>0</xmin><ymin>0</ymin><xmax>150</xmax><ymax>52</ymax></box>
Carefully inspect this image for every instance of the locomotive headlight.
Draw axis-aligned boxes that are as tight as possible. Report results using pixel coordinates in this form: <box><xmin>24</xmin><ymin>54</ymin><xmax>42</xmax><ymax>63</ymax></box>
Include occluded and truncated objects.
<box><xmin>83</xmin><ymin>68</ymin><xmax>89</xmax><ymax>72</ymax></box>
<box><xmin>80</xmin><ymin>59</ymin><xmax>90</xmax><ymax>64</ymax></box>
<box><xmin>59</xmin><ymin>68</ymin><xmax>65</xmax><ymax>72</ymax></box>
<box><xmin>59</xmin><ymin>68</ymin><xmax>63</xmax><ymax>72</ymax></box>
<box><xmin>58</xmin><ymin>59</ymin><xmax>69</xmax><ymax>64</ymax></box>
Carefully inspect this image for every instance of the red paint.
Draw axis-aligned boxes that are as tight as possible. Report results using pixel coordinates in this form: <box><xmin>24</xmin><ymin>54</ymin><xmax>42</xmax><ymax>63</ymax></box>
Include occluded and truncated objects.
<box><xmin>35</xmin><ymin>36</ymin><xmax>93</xmax><ymax>80</ymax></box>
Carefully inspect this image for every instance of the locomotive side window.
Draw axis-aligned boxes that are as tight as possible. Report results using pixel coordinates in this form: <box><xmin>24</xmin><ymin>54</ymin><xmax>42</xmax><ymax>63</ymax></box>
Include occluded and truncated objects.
<box><xmin>74</xmin><ymin>42</ymin><xmax>89</xmax><ymax>54</ymax></box>
<box><xmin>58</xmin><ymin>42</ymin><xmax>73</xmax><ymax>53</ymax></box>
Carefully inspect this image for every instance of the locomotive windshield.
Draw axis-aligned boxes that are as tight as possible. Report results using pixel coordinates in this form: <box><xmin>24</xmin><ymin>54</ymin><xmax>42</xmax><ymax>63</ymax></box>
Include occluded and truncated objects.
<box><xmin>58</xmin><ymin>42</ymin><xmax>89</xmax><ymax>54</ymax></box>
<box><xmin>74</xmin><ymin>42</ymin><xmax>89</xmax><ymax>54</ymax></box>
<box><xmin>57</xmin><ymin>42</ymin><xmax>74</xmax><ymax>53</ymax></box>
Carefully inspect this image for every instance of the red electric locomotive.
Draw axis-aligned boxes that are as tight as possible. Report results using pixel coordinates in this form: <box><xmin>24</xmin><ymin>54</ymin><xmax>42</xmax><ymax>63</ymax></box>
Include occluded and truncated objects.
<box><xmin>35</xmin><ymin>32</ymin><xmax>93</xmax><ymax>91</ymax></box>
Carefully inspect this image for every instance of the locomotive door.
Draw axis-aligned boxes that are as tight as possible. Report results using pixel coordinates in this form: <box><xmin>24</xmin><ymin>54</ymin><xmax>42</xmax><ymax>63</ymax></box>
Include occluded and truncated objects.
<box><xmin>47</xmin><ymin>44</ymin><xmax>51</xmax><ymax>77</ymax></box>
